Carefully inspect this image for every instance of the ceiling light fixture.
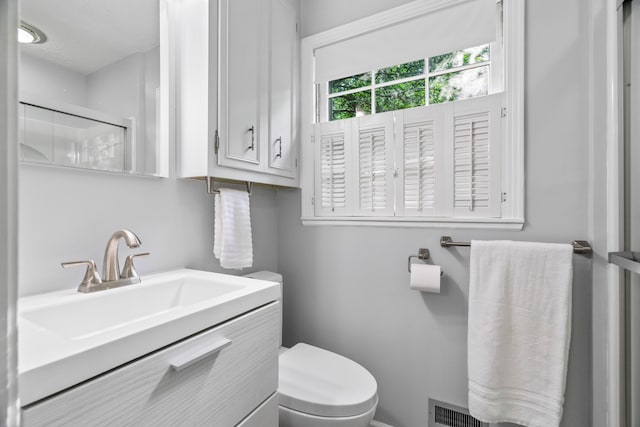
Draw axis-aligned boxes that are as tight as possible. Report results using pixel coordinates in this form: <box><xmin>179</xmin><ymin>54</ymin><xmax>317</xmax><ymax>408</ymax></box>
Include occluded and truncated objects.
<box><xmin>18</xmin><ymin>22</ymin><xmax>46</xmax><ymax>44</ymax></box>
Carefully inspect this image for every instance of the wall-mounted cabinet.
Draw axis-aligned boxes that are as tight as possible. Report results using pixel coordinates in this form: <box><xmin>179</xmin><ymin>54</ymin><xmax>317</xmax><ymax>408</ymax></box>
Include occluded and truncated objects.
<box><xmin>176</xmin><ymin>0</ymin><xmax>299</xmax><ymax>187</ymax></box>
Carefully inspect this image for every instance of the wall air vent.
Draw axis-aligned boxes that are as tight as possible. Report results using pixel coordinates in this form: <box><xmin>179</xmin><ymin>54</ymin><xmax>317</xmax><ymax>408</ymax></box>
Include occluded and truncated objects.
<box><xmin>428</xmin><ymin>398</ymin><xmax>488</xmax><ymax>427</ymax></box>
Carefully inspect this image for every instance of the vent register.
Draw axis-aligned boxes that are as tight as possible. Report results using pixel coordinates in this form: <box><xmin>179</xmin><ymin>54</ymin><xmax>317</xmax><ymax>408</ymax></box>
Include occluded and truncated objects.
<box><xmin>429</xmin><ymin>399</ymin><xmax>488</xmax><ymax>427</ymax></box>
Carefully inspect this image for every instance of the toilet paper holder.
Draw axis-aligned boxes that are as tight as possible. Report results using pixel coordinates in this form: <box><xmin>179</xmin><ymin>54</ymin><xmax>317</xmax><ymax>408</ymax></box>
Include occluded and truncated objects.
<box><xmin>408</xmin><ymin>248</ymin><xmax>443</xmax><ymax>276</ymax></box>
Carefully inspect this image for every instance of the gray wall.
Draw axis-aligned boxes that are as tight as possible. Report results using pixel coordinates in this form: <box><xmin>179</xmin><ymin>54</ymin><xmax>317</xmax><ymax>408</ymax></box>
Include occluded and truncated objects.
<box><xmin>18</xmin><ymin>164</ymin><xmax>279</xmax><ymax>296</ymax></box>
<box><xmin>278</xmin><ymin>0</ymin><xmax>594</xmax><ymax>426</ymax></box>
<box><xmin>20</xmin><ymin>54</ymin><xmax>86</xmax><ymax>104</ymax></box>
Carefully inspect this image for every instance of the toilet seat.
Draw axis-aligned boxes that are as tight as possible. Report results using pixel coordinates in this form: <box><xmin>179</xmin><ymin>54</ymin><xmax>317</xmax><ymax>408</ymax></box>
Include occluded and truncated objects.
<box><xmin>279</xmin><ymin>343</ymin><xmax>378</xmax><ymax>418</ymax></box>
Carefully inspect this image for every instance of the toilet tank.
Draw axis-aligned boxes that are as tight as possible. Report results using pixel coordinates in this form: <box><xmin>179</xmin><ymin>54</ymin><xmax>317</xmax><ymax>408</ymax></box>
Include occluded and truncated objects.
<box><xmin>243</xmin><ymin>271</ymin><xmax>283</xmax><ymax>347</ymax></box>
<box><xmin>243</xmin><ymin>271</ymin><xmax>283</xmax><ymax>285</ymax></box>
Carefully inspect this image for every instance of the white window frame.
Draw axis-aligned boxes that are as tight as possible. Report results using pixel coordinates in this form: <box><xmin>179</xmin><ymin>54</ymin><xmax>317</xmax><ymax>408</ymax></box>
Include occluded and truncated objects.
<box><xmin>300</xmin><ymin>0</ymin><xmax>524</xmax><ymax>229</ymax></box>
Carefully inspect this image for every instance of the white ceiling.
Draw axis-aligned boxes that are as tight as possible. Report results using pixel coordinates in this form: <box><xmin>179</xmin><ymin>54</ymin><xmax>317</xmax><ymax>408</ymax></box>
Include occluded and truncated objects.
<box><xmin>20</xmin><ymin>0</ymin><xmax>159</xmax><ymax>75</ymax></box>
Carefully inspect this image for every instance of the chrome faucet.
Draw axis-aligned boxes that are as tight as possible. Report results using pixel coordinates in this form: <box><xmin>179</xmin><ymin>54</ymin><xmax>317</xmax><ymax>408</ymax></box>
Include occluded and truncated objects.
<box><xmin>103</xmin><ymin>229</ymin><xmax>142</xmax><ymax>282</ymax></box>
<box><xmin>62</xmin><ymin>229</ymin><xmax>149</xmax><ymax>293</ymax></box>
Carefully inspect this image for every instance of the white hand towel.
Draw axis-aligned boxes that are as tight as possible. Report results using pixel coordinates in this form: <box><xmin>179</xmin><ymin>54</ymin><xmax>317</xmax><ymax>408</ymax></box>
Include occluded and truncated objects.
<box><xmin>467</xmin><ymin>240</ymin><xmax>573</xmax><ymax>427</ymax></box>
<box><xmin>213</xmin><ymin>193</ymin><xmax>222</xmax><ymax>259</ymax></box>
<box><xmin>213</xmin><ymin>188</ymin><xmax>253</xmax><ymax>270</ymax></box>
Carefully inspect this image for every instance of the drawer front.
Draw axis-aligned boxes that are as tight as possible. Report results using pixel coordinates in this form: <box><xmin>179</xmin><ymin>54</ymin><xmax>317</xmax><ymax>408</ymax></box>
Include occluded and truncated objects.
<box><xmin>23</xmin><ymin>302</ymin><xmax>280</xmax><ymax>427</ymax></box>
<box><xmin>236</xmin><ymin>392</ymin><xmax>278</xmax><ymax>427</ymax></box>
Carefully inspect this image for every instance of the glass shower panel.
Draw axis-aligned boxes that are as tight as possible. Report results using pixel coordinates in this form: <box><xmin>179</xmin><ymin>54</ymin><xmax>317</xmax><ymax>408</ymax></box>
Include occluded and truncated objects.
<box><xmin>19</xmin><ymin>103</ymin><xmax>127</xmax><ymax>173</ymax></box>
<box><xmin>52</xmin><ymin>112</ymin><xmax>126</xmax><ymax>172</ymax></box>
<box><xmin>20</xmin><ymin>104</ymin><xmax>53</xmax><ymax>163</ymax></box>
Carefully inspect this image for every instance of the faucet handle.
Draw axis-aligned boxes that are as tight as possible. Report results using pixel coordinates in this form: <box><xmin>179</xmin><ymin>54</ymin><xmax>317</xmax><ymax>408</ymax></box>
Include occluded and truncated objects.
<box><xmin>61</xmin><ymin>260</ymin><xmax>102</xmax><ymax>292</ymax></box>
<box><xmin>121</xmin><ymin>253</ymin><xmax>150</xmax><ymax>279</ymax></box>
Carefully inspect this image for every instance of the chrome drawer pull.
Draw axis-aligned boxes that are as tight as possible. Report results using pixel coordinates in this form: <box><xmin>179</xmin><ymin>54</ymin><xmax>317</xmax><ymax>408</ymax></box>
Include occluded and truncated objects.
<box><xmin>170</xmin><ymin>337</ymin><xmax>232</xmax><ymax>371</ymax></box>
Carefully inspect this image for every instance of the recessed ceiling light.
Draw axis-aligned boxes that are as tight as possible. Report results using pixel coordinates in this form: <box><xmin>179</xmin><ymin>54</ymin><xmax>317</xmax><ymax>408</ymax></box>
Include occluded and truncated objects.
<box><xmin>18</xmin><ymin>22</ymin><xmax>46</xmax><ymax>44</ymax></box>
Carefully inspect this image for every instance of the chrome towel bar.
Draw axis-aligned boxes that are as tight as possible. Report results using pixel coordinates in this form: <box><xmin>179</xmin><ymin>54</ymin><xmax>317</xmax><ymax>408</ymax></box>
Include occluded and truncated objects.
<box><xmin>440</xmin><ymin>236</ymin><xmax>593</xmax><ymax>255</ymax></box>
<box><xmin>608</xmin><ymin>251</ymin><xmax>640</xmax><ymax>274</ymax></box>
<box><xmin>206</xmin><ymin>176</ymin><xmax>253</xmax><ymax>196</ymax></box>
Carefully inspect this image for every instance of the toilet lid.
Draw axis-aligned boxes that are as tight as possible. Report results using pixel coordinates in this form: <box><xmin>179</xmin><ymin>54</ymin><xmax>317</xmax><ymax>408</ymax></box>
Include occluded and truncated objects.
<box><xmin>279</xmin><ymin>343</ymin><xmax>378</xmax><ymax>417</ymax></box>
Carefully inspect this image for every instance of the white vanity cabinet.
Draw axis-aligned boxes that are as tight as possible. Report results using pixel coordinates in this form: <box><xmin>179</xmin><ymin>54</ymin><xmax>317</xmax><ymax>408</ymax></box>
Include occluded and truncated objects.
<box><xmin>177</xmin><ymin>0</ymin><xmax>299</xmax><ymax>187</ymax></box>
<box><xmin>22</xmin><ymin>302</ymin><xmax>280</xmax><ymax>427</ymax></box>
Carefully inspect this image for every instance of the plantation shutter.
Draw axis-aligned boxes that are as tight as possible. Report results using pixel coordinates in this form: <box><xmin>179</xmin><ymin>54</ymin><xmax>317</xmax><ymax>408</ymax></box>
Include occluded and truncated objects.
<box><xmin>451</xmin><ymin>94</ymin><xmax>501</xmax><ymax>217</ymax></box>
<box><xmin>310</xmin><ymin>95</ymin><xmax>503</xmax><ymax>220</ymax></box>
<box><xmin>397</xmin><ymin>106</ymin><xmax>445</xmax><ymax>217</ymax></box>
<box><xmin>314</xmin><ymin>120</ymin><xmax>352</xmax><ymax>216</ymax></box>
<box><xmin>354</xmin><ymin>113</ymin><xmax>394</xmax><ymax>216</ymax></box>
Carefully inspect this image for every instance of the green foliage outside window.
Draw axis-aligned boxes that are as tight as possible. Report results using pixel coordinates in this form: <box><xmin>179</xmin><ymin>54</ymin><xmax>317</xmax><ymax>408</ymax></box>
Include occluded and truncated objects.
<box><xmin>375</xmin><ymin>60</ymin><xmax>425</xmax><ymax>84</ymax></box>
<box><xmin>330</xmin><ymin>91</ymin><xmax>372</xmax><ymax>121</ymax></box>
<box><xmin>329</xmin><ymin>72</ymin><xmax>371</xmax><ymax>94</ymax></box>
<box><xmin>376</xmin><ymin>80</ymin><xmax>425</xmax><ymax>113</ymax></box>
<box><xmin>429</xmin><ymin>45</ymin><xmax>490</xmax><ymax>73</ymax></box>
<box><xmin>327</xmin><ymin>44</ymin><xmax>491</xmax><ymax>120</ymax></box>
<box><xmin>430</xmin><ymin>66</ymin><xmax>489</xmax><ymax>104</ymax></box>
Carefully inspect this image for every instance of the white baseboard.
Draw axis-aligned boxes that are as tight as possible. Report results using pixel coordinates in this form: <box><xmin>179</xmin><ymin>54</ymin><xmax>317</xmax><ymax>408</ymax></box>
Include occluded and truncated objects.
<box><xmin>370</xmin><ymin>421</ymin><xmax>394</xmax><ymax>427</ymax></box>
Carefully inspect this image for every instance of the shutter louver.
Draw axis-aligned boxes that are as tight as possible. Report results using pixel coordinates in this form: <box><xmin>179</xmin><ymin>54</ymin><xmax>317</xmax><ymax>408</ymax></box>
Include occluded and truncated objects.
<box><xmin>320</xmin><ymin>132</ymin><xmax>346</xmax><ymax>211</ymax></box>
<box><xmin>404</xmin><ymin>120</ymin><xmax>436</xmax><ymax>214</ymax></box>
<box><xmin>454</xmin><ymin>112</ymin><xmax>490</xmax><ymax>210</ymax></box>
<box><xmin>452</xmin><ymin>94</ymin><xmax>501</xmax><ymax>217</ymax></box>
<box><xmin>358</xmin><ymin>126</ymin><xmax>387</xmax><ymax>212</ymax></box>
<box><xmin>354</xmin><ymin>113</ymin><xmax>394</xmax><ymax>216</ymax></box>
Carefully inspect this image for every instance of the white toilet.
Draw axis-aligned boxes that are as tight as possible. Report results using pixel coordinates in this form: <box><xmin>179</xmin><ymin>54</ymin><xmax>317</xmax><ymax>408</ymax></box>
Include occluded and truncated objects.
<box><xmin>244</xmin><ymin>271</ymin><xmax>378</xmax><ymax>427</ymax></box>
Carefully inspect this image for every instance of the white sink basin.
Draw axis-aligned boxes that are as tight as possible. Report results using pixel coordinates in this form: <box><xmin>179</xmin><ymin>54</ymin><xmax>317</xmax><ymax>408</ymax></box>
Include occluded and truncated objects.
<box><xmin>22</xmin><ymin>276</ymin><xmax>242</xmax><ymax>340</ymax></box>
<box><xmin>18</xmin><ymin>269</ymin><xmax>280</xmax><ymax>406</ymax></box>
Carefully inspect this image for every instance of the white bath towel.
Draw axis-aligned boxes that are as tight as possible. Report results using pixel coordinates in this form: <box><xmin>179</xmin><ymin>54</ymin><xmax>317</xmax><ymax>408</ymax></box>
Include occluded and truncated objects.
<box><xmin>213</xmin><ymin>188</ymin><xmax>253</xmax><ymax>269</ymax></box>
<box><xmin>467</xmin><ymin>240</ymin><xmax>573</xmax><ymax>427</ymax></box>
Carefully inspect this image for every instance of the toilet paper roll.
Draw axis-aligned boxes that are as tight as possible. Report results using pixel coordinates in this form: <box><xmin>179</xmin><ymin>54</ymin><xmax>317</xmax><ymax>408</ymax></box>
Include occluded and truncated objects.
<box><xmin>409</xmin><ymin>263</ymin><xmax>441</xmax><ymax>293</ymax></box>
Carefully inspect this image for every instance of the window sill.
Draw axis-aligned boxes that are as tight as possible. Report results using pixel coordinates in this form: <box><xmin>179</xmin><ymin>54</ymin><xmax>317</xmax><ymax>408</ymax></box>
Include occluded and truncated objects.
<box><xmin>301</xmin><ymin>216</ymin><xmax>525</xmax><ymax>230</ymax></box>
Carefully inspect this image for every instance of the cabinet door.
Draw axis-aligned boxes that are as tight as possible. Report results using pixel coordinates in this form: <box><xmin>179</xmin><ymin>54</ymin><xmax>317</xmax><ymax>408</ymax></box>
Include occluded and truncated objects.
<box><xmin>236</xmin><ymin>393</ymin><xmax>278</xmax><ymax>426</ymax></box>
<box><xmin>176</xmin><ymin>0</ymin><xmax>218</xmax><ymax>179</ymax></box>
<box><xmin>267</xmin><ymin>0</ymin><xmax>297</xmax><ymax>178</ymax></box>
<box><xmin>218</xmin><ymin>0</ymin><xmax>265</xmax><ymax>171</ymax></box>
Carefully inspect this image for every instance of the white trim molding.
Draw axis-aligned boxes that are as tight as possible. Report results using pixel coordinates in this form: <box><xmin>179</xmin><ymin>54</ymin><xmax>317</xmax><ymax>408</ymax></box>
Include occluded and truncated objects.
<box><xmin>302</xmin><ymin>217</ymin><xmax>524</xmax><ymax>230</ymax></box>
<box><xmin>502</xmin><ymin>0</ymin><xmax>525</xmax><ymax>220</ymax></box>
<box><xmin>299</xmin><ymin>0</ymin><xmax>525</xmax><ymax>228</ymax></box>
<box><xmin>0</xmin><ymin>0</ymin><xmax>20</xmax><ymax>425</ymax></box>
<box><xmin>605</xmin><ymin>0</ymin><xmax>625</xmax><ymax>425</ymax></box>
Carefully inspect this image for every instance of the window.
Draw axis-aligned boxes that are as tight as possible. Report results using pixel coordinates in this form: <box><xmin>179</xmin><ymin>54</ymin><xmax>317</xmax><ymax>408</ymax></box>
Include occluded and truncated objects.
<box><xmin>326</xmin><ymin>44</ymin><xmax>491</xmax><ymax>121</ymax></box>
<box><xmin>301</xmin><ymin>0</ymin><xmax>524</xmax><ymax>228</ymax></box>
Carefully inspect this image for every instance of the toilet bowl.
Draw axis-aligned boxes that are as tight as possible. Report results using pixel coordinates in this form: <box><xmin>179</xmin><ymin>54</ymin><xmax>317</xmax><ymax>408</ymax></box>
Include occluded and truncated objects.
<box><xmin>244</xmin><ymin>272</ymin><xmax>378</xmax><ymax>427</ymax></box>
<box><xmin>279</xmin><ymin>343</ymin><xmax>378</xmax><ymax>427</ymax></box>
